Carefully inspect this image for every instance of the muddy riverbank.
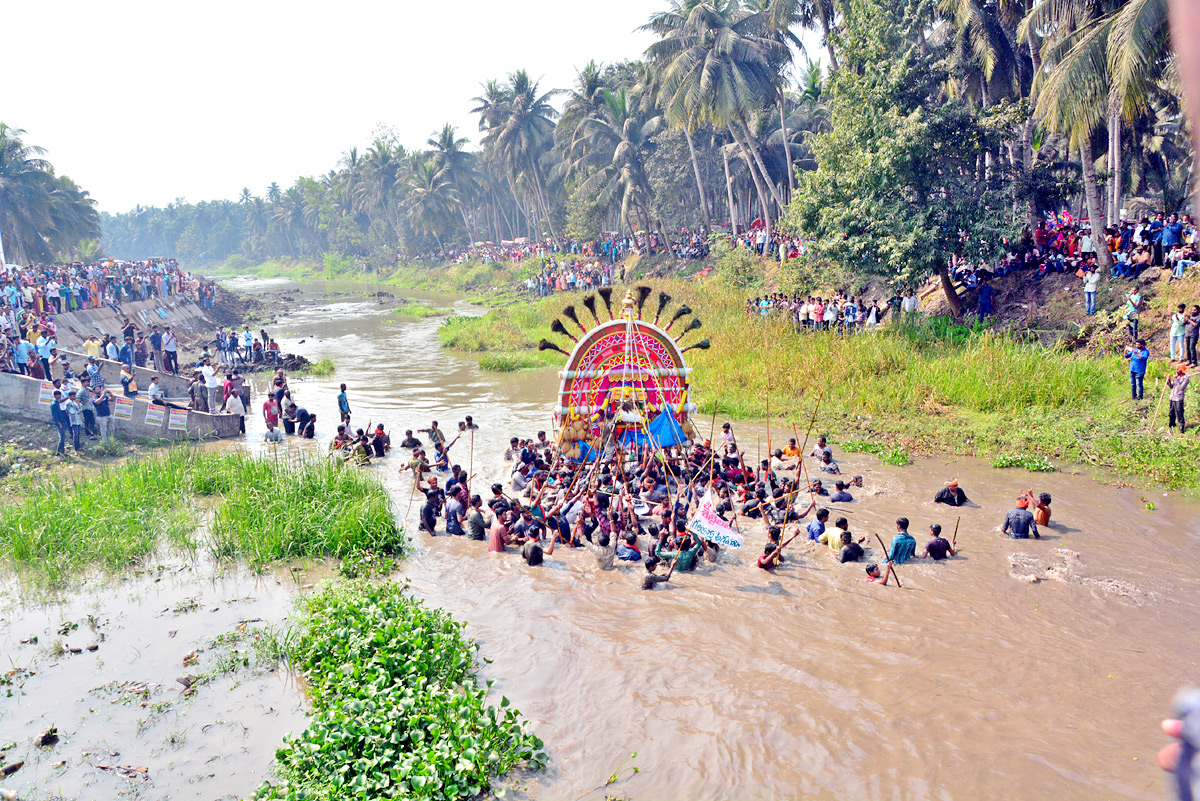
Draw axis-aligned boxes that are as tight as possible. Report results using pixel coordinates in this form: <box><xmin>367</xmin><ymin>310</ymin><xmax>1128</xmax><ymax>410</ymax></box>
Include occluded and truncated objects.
<box><xmin>221</xmin><ymin>276</ymin><xmax>1200</xmax><ymax>801</ymax></box>
<box><xmin>0</xmin><ymin>558</ymin><xmax>316</xmax><ymax>800</ymax></box>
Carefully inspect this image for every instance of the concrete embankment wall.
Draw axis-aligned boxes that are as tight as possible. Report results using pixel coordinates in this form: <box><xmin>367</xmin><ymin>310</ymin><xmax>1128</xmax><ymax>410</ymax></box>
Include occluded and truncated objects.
<box><xmin>57</xmin><ymin>350</ymin><xmax>193</xmax><ymax>398</ymax></box>
<box><xmin>48</xmin><ymin>297</ymin><xmax>214</xmax><ymax>351</ymax></box>
<box><xmin>0</xmin><ymin>372</ymin><xmax>240</xmax><ymax>440</ymax></box>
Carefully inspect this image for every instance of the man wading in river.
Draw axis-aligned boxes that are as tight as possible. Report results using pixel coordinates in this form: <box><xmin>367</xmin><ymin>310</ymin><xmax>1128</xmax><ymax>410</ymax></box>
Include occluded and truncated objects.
<box><xmin>337</xmin><ymin>383</ymin><xmax>351</xmax><ymax>426</ymax></box>
<box><xmin>1002</xmin><ymin>495</ymin><xmax>1040</xmax><ymax>539</ymax></box>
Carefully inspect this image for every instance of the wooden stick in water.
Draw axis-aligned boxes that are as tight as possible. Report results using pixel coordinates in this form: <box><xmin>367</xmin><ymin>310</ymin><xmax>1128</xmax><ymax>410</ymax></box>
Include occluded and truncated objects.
<box><xmin>872</xmin><ymin>532</ymin><xmax>902</xmax><ymax>588</ymax></box>
<box><xmin>951</xmin><ymin>515</ymin><xmax>961</xmax><ymax>549</ymax></box>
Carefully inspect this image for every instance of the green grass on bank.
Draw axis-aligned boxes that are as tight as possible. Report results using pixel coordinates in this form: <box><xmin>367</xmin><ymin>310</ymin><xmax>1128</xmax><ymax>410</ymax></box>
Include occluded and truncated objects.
<box><xmin>201</xmin><ymin>254</ymin><xmax>539</xmax><ymax>301</ymax></box>
<box><xmin>0</xmin><ymin>449</ymin><xmax>405</xmax><ymax>586</ymax></box>
<box><xmin>392</xmin><ymin>302</ymin><xmax>451</xmax><ymax>320</ymax></box>
<box><xmin>438</xmin><ymin>277</ymin><xmax>1200</xmax><ymax>489</ymax></box>
<box><xmin>255</xmin><ymin>580</ymin><xmax>545</xmax><ymax>801</ymax></box>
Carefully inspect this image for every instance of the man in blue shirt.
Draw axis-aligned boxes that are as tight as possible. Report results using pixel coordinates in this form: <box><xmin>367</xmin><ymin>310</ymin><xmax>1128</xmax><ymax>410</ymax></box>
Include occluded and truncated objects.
<box><xmin>1127</xmin><ymin>339</ymin><xmax>1150</xmax><ymax>400</ymax></box>
<box><xmin>1002</xmin><ymin>496</ymin><xmax>1039</xmax><ymax>539</ymax></box>
<box><xmin>118</xmin><ymin>336</ymin><xmax>135</xmax><ymax>368</ymax></box>
<box><xmin>806</xmin><ymin>507</ymin><xmax>829</xmax><ymax>540</ymax></box>
<box><xmin>337</xmin><ymin>383</ymin><xmax>351</xmax><ymax>425</ymax></box>
<box><xmin>977</xmin><ymin>277</ymin><xmax>994</xmax><ymax>319</ymax></box>
<box><xmin>49</xmin><ymin>389</ymin><xmax>70</xmax><ymax>456</ymax></box>
<box><xmin>1163</xmin><ymin>213</ymin><xmax>1184</xmax><ymax>251</ymax></box>
<box><xmin>14</xmin><ymin>338</ymin><xmax>32</xmax><ymax>375</ymax></box>
<box><xmin>888</xmin><ymin>517</ymin><xmax>917</xmax><ymax>565</ymax></box>
<box><xmin>149</xmin><ymin>325</ymin><xmax>163</xmax><ymax>371</ymax></box>
<box><xmin>1150</xmin><ymin>213</ymin><xmax>1166</xmax><ymax>265</ymax></box>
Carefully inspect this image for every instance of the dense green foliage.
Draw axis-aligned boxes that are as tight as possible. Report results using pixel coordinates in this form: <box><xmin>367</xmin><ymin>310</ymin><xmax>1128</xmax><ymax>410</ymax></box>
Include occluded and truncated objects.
<box><xmin>0</xmin><ymin>124</ymin><xmax>101</xmax><ymax>264</ymax></box>
<box><xmin>256</xmin><ymin>580</ymin><xmax>545</xmax><ymax>801</ymax></box>
<box><xmin>0</xmin><ymin>449</ymin><xmax>404</xmax><ymax>586</ymax></box>
<box><xmin>788</xmin><ymin>0</ymin><xmax>1018</xmax><ymax>308</ymax></box>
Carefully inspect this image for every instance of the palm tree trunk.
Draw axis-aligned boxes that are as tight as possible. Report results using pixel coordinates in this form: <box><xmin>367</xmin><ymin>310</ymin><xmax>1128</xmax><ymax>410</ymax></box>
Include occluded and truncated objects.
<box><xmin>722</xmin><ymin>147</ymin><xmax>737</xmax><ymax>234</ymax></box>
<box><xmin>733</xmin><ymin>119</ymin><xmax>784</xmax><ymax>211</ymax></box>
<box><xmin>685</xmin><ymin>127</ymin><xmax>713</xmax><ymax>232</ymax></box>
<box><xmin>779</xmin><ymin>100</ymin><xmax>795</xmax><ymax>196</ymax></box>
<box><xmin>734</xmin><ymin>138</ymin><xmax>773</xmax><ymax>237</ymax></box>
<box><xmin>1109</xmin><ymin>111</ymin><xmax>1123</xmax><ymax>220</ymax></box>
<box><xmin>1080</xmin><ymin>134</ymin><xmax>1113</xmax><ymax>271</ymax></box>
<box><xmin>530</xmin><ymin>159</ymin><xmax>563</xmax><ymax>246</ymax></box>
<box><xmin>818</xmin><ymin>1</ymin><xmax>839</xmax><ymax>71</ymax></box>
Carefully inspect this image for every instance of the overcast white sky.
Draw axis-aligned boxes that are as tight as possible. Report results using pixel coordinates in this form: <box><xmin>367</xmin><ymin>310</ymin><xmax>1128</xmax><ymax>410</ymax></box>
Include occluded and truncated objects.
<box><xmin>6</xmin><ymin>0</ymin><xmax>820</xmax><ymax>214</ymax></box>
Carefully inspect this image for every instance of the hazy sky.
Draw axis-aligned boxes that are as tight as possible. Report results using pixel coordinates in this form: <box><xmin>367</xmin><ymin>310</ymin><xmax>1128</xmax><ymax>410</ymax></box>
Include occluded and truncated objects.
<box><xmin>7</xmin><ymin>1</ymin><xmax>819</xmax><ymax>214</ymax></box>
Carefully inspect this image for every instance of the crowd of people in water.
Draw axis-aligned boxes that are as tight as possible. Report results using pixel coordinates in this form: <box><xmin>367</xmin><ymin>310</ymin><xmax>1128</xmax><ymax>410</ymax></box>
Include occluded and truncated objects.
<box><xmin>366</xmin><ymin>412</ymin><xmax>1056</xmax><ymax>590</ymax></box>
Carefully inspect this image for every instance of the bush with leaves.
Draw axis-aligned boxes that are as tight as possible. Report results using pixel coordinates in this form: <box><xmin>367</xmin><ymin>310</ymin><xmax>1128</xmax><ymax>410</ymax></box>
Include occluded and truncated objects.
<box><xmin>256</xmin><ymin>580</ymin><xmax>545</xmax><ymax>800</ymax></box>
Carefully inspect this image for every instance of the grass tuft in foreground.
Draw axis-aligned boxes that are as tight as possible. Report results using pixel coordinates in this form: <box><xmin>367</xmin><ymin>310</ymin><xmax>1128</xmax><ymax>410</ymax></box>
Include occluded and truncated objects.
<box><xmin>256</xmin><ymin>580</ymin><xmax>545</xmax><ymax>801</ymax></box>
<box><xmin>297</xmin><ymin>357</ymin><xmax>337</xmax><ymax>376</ymax></box>
<box><xmin>0</xmin><ymin>449</ymin><xmax>405</xmax><ymax>587</ymax></box>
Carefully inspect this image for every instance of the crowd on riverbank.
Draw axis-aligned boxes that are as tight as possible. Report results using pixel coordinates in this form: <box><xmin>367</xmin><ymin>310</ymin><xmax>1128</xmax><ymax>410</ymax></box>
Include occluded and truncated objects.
<box><xmin>747</xmin><ymin>292</ymin><xmax>895</xmax><ymax>332</ymax></box>
<box><xmin>0</xmin><ymin>258</ymin><xmax>217</xmax><ymax>317</ymax></box>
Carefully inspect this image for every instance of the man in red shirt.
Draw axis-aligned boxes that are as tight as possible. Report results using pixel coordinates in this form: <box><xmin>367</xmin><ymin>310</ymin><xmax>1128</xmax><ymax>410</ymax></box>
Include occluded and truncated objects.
<box><xmin>262</xmin><ymin>395</ymin><xmax>280</xmax><ymax>429</ymax></box>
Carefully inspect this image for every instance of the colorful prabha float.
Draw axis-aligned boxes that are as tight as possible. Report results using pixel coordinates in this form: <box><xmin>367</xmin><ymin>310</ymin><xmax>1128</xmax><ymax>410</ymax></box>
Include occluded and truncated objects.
<box><xmin>538</xmin><ymin>286</ymin><xmax>710</xmax><ymax>461</ymax></box>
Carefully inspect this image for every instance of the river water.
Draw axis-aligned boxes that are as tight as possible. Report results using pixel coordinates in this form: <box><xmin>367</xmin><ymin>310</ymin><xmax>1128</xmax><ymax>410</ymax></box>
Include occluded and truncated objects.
<box><xmin>219</xmin><ymin>277</ymin><xmax>1199</xmax><ymax>801</ymax></box>
<box><xmin>5</xmin><ymin>276</ymin><xmax>1195</xmax><ymax>801</ymax></box>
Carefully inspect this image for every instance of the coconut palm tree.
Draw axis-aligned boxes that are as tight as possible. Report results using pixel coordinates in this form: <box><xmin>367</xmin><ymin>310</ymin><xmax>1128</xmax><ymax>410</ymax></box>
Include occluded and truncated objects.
<box><xmin>642</xmin><ymin>0</ymin><xmax>787</xmax><ymax>232</ymax></box>
<box><xmin>401</xmin><ymin>160</ymin><xmax>461</xmax><ymax>256</ymax></box>
<box><xmin>567</xmin><ymin>87</ymin><xmax>665</xmax><ymax>233</ymax></box>
<box><xmin>474</xmin><ymin>70</ymin><xmax>563</xmax><ymax>244</ymax></box>
<box><xmin>1024</xmin><ymin>0</ymin><xmax>1171</xmax><ymax>268</ymax></box>
<box><xmin>0</xmin><ymin>124</ymin><xmax>99</xmax><ymax>264</ymax></box>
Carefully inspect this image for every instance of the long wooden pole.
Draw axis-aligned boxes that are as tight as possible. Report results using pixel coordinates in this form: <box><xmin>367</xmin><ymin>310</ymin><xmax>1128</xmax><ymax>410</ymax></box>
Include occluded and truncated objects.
<box><xmin>708</xmin><ymin>410</ymin><xmax>719</xmax><ymax>486</ymax></box>
<box><xmin>792</xmin><ymin>421</ymin><xmax>816</xmax><ymax>509</ymax></box>
<box><xmin>951</xmin><ymin>515</ymin><xmax>961</xmax><ymax>549</ymax></box>
<box><xmin>468</xmin><ymin>427</ymin><xmax>475</xmax><ymax>501</ymax></box>
<box><xmin>1147</xmin><ymin>373</ymin><xmax>1170</xmax><ymax>433</ymax></box>
<box><xmin>765</xmin><ymin>395</ymin><xmax>771</xmax><ymax>459</ymax></box>
<box><xmin>873</xmin><ymin>532</ymin><xmax>903</xmax><ymax>588</ymax></box>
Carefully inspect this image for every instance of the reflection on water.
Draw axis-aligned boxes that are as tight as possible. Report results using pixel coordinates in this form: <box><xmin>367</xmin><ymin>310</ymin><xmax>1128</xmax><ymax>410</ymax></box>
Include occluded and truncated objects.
<box><xmin>222</xmin><ymin>278</ymin><xmax>1200</xmax><ymax>799</ymax></box>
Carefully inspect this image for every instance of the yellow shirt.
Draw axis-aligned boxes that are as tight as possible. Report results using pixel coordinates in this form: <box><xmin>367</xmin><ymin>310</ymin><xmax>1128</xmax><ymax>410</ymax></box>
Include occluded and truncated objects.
<box><xmin>85</xmin><ymin>340</ymin><xmax>103</xmax><ymax>359</ymax></box>
<box><xmin>818</xmin><ymin>529</ymin><xmax>846</xmax><ymax>552</ymax></box>
<box><xmin>782</xmin><ymin>445</ymin><xmax>800</xmax><ymax>458</ymax></box>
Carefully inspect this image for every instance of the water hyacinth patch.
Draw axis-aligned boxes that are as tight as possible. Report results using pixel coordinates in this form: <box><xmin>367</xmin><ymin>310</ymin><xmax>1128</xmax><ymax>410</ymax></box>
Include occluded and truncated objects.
<box><xmin>256</xmin><ymin>580</ymin><xmax>546</xmax><ymax>800</ymax></box>
<box><xmin>991</xmin><ymin>453</ymin><xmax>1057</xmax><ymax>472</ymax></box>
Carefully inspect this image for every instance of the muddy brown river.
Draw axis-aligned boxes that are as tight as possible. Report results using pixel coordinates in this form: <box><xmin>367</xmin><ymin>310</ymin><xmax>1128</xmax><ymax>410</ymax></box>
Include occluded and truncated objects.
<box><xmin>4</xmin><ymin>277</ymin><xmax>1198</xmax><ymax>800</ymax></box>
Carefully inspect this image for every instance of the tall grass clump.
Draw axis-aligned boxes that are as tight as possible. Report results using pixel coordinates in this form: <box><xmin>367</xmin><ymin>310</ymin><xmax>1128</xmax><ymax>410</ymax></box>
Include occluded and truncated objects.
<box><xmin>213</xmin><ymin>459</ymin><xmax>404</xmax><ymax>567</ymax></box>
<box><xmin>0</xmin><ymin>463</ymin><xmax>199</xmax><ymax>587</ymax></box>
<box><xmin>0</xmin><ymin>449</ymin><xmax>404</xmax><ymax>586</ymax></box>
<box><xmin>392</xmin><ymin>302</ymin><xmax>449</xmax><ymax>320</ymax></box>
<box><xmin>256</xmin><ymin>580</ymin><xmax>545</xmax><ymax>801</ymax></box>
<box><xmin>298</xmin><ymin>357</ymin><xmax>336</xmax><ymax>376</ymax></box>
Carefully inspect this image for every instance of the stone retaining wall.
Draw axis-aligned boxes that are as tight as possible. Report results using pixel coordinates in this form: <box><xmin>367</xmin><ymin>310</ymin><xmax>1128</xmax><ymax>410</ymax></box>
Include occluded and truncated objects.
<box><xmin>45</xmin><ymin>297</ymin><xmax>214</xmax><ymax>351</ymax></box>
<box><xmin>0</xmin><ymin>371</ymin><xmax>241</xmax><ymax>440</ymax></box>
